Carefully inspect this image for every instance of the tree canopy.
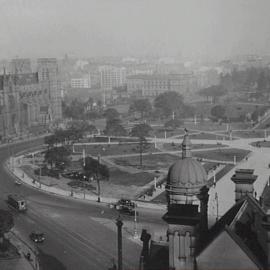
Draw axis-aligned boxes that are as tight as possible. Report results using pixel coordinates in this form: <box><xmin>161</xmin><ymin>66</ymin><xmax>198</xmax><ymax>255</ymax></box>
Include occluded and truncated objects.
<box><xmin>130</xmin><ymin>123</ymin><xmax>152</xmax><ymax>138</ymax></box>
<box><xmin>103</xmin><ymin>108</ymin><xmax>120</xmax><ymax>121</ymax></box>
<box><xmin>104</xmin><ymin>118</ymin><xmax>127</xmax><ymax>136</ymax></box>
<box><xmin>44</xmin><ymin>146</ymin><xmax>71</xmax><ymax>168</ymax></box>
<box><xmin>210</xmin><ymin>105</ymin><xmax>226</xmax><ymax>119</ymax></box>
<box><xmin>154</xmin><ymin>91</ymin><xmax>184</xmax><ymax>118</ymax></box>
<box><xmin>129</xmin><ymin>99</ymin><xmax>152</xmax><ymax>119</ymax></box>
<box><xmin>83</xmin><ymin>156</ymin><xmax>109</xmax><ymax>180</ymax></box>
<box><xmin>164</xmin><ymin>119</ymin><xmax>183</xmax><ymax>129</ymax></box>
<box><xmin>198</xmin><ymin>85</ymin><xmax>227</xmax><ymax>103</ymax></box>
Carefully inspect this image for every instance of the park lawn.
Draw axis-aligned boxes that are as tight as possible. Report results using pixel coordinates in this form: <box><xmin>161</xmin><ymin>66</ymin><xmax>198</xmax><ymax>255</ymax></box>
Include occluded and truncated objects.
<box><xmin>74</xmin><ymin>142</ymin><xmax>158</xmax><ymax>156</ymax></box>
<box><xmin>193</xmin><ymin>148</ymin><xmax>250</xmax><ymax>162</ymax></box>
<box><xmin>150</xmin><ymin>127</ymin><xmax>185</xmax><ymax>138</ymax></box>
<box><xmin>189</xmin><ymin>132</ymin><xmax>231</xmax><ymax>140</ymax></box>
<box><xmin>113</xmin><ymin>153</ymin><xmax>179</xmax><ymax>170</ymax></box>
<box><xmin>233</xmin><ymin>130</ymin><xmax>268</xmax><ymax>139</ymax></box>
<box><xmin>162</xmin><ymin>142</ymin><xmax>227</xmax><ymax>151</ymax></box>
<box><xmin>109</xmin><ymin>168</ymin><xmax>155</xmax><ymax>186</ymax></box>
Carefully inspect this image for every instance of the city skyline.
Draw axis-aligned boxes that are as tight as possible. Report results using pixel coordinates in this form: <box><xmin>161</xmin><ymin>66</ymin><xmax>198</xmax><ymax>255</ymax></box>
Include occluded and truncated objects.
<box><xmin>1</xmin><ymin>0</ymin><xmax>270</xmax><ymax>60</ymax></box>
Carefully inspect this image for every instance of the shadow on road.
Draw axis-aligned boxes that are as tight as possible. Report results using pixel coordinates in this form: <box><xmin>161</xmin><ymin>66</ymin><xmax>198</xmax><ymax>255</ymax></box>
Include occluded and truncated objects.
<box><xmin>38</xmin><ymin>249</ymin><xmax>67</xmax><ymax>270</ymax></box>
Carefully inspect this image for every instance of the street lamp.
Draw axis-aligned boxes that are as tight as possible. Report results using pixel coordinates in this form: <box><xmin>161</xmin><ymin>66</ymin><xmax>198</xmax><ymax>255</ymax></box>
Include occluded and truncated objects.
<box><xmin>134</xmin><ymin>203</ymin><xmax>138</xmax><ymax>239</ymax></box>
<box><xmin>97</xmin><ymin>154</ymin><xmax>101</xmax><ymax>203</ymax></box>
<box><xmin>116</xmin><ymin>215</ymin><xmax>123</xmax><ymax>270</ymax></box>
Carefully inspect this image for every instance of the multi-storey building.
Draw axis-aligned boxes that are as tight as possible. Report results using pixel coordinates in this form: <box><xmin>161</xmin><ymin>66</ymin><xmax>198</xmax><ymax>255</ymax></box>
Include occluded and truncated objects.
<box><xmin>10</xmin><ymin>58</ymin><xmax>32</xmax><ymax>74</ymax></box>
<box><xmin>126</xmin><ymin>73</ymin><xmax>197</xmax><ymax>97</ymax></box>
<box><xmin>71</xmin><ymin>74</ymin><xmax>91</xmax><ymax>88</ymax></box>
<box><xmin>99</xmin><ymin>65</ymin><xmax>126</xmax><ymax>90</ymax></box>
<box><xmin>0</xmin><ymin>58</ymin><xmax>62</xmax><ymax>140</ymax></box>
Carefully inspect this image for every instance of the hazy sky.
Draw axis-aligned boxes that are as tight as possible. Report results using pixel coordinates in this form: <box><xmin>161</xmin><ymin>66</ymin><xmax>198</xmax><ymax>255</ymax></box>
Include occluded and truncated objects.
<box><xmin>1</xmin><ymin>0</ymin><xmax>270</xmax><ymax>60</ymax></box>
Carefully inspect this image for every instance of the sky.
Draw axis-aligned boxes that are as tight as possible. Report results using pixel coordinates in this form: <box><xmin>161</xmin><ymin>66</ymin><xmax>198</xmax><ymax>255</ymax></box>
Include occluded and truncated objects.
<box><xmin>0</xmin><ymin>0</ymin><xmax>270</xmax><ymax>60</ymax></box>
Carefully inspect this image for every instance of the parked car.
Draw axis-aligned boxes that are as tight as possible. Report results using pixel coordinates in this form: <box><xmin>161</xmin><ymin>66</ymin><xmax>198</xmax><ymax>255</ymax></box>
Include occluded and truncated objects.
<box><xmin>29</xmin><ymin>232</ymin><xmax>45</xmax><ymax>243</ymax></box>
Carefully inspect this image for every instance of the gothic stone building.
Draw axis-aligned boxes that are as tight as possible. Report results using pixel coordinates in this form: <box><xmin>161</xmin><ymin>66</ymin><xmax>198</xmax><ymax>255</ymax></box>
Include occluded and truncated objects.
<box><xmin>0</xmin><ymin>58</ymin><xmax>62</xmax><ymax>139</ymax></box>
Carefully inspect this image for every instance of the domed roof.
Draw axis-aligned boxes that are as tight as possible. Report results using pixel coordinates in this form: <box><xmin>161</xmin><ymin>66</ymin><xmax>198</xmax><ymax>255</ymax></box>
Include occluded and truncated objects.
<box><xmin>166</xmin><ymin>132</ymin><xmax>208</xmax><ymax>195</ymax></box>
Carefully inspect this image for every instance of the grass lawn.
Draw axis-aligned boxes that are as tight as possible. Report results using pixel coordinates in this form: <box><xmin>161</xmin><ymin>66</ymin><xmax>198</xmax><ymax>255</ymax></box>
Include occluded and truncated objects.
<box><xmin>113</xmin><ymin>154</ymin><xmax>219</xmax><ymax>172</ymax></box>
<box><xmin>109</xmin><ymin>168</ymin><xmax>155</xmax><ymax>186</ymax></box>
<box><xmin>150</xmin><ymin>128</ymin><xmax>185</xmax><ymax>138</ymax></box>
<box><xmin>74</xmin><ymin>142</ymin><xmax>158</xmax><ymax>156</ymax></box>
<box><xmin>233</xmin><ymin>130</ymin><xmax>268</xmax><ymax>139</ymax></box>
<box><xmin>113</xmin><ymin>153</ymin><xmax>178</xmax><ymax>170</ymax></box>
<box><xmin>162</xmin><ymin>142</ymin><xmax>226</xmax><ymax>151</ymax></box>
<box><xmin>189</xmin><ymin>132</ymin><xmax>231</xmax><ymax>140</ymax></box>
<box><xmin>193</xmin><ymin>148</ymin><xmax>250</xmax><ymax>162</ymax></box>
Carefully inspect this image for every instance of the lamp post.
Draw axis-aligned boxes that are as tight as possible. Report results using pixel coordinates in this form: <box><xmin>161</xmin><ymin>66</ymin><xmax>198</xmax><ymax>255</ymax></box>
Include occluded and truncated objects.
<box><xmin>116</xmin><ymin>215</ymin><xmax>123</xmax><ymax>270</ymax></box>
<box><xmin>134</xmin><ymin>204</ymin><xmax>138</xmax><ymax>239</ymax></box>
<box><xmin>97</xmin><ymin>154</ymin><xmax>101</xmax><ymax>203</ymax></box>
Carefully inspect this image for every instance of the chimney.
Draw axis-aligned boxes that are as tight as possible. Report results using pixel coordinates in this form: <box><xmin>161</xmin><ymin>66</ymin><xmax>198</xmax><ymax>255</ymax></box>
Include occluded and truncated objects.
<box><xmin>231</xmin><ymin>169</ymin><xmax>257</xmax><ymax>202</ymax></box>
<box><xmin>262</xmin><ymin>210</ymin><xmax>270</xmax><ymax>268</ymax></box>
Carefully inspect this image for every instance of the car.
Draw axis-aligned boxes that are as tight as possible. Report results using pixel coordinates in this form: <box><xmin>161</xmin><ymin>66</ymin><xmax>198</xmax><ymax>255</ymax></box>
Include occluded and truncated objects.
<box><xmin>29</xmin><ymin>232</ymin><xmax>45</xmax><ymax>243</ymax></box>
<box><xmin>116</xmin><ymin>199</ymin><xmax>135</xmax><ymax>209</ymax></box>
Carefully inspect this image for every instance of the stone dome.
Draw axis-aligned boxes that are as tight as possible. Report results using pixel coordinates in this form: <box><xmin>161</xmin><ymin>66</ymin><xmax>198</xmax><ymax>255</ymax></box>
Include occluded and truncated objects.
<box><xmin>166</xmin><ymin>133</ymin><xmax>208</xmax><ymax>196</ymax></box>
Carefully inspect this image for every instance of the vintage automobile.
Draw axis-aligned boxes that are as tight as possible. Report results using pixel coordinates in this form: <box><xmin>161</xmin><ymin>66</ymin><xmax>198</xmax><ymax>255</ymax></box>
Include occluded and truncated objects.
<box><xmin>29</xmin><ymin>231</ymin><xmax>45</xmax><ymax>243</ymax></box>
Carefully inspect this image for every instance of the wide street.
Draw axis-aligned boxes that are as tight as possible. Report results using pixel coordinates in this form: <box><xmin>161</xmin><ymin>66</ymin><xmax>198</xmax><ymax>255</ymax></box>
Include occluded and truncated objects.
<box><xmin>0</xmin><ymin>138</ymin><xmax>166</xmax><ymax>270</ymax></box>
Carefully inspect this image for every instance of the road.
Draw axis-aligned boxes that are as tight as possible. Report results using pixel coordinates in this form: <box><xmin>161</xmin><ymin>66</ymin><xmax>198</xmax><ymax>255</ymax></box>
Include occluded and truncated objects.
<box><xmin>0</xmin><ymin>138</ymin><xmax>167</xmax><ymax>270</ymax></box>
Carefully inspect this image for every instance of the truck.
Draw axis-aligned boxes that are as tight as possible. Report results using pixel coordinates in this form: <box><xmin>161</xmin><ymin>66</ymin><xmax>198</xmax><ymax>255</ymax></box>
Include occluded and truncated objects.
<box><xmin>7</xmin><ymin>194</ymin><xmax>27</xmax><ymax>212</ymax></box>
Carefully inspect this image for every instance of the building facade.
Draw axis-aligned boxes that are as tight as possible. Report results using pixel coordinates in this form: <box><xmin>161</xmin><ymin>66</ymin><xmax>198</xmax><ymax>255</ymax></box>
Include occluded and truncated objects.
<box><xmin>0</xmin><ymin>58</ymin><xmax>62</xmax><ymax>140</ymax></box>
<box><xmin>126</xmin><ymin>73</ymin><xmax>197</xmax><ymax>97</ymax></box>
<box><xmin>71</xmin><ymin>75</ymin><xmax>91</xmax><ymax>88</ymax></box>
<box><xmin>99</xmin><ymin>65</ymin><xmax>126</xmax><ymax>90</ymax></box>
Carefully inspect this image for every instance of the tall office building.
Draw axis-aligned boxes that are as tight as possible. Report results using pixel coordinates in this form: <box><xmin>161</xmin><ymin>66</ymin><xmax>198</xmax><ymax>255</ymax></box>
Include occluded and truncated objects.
<box><xmin>99</xmin><ymin>65</ymin><xmax>126</xmax><ymax>90</ymax></box>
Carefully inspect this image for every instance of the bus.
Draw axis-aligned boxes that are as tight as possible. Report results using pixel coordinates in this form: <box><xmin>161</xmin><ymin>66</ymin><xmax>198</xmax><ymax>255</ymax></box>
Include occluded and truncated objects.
<box><xmin>7</xmin><ymin>194</ymin><xmax>27</xmax><ymax>212</ymax></box>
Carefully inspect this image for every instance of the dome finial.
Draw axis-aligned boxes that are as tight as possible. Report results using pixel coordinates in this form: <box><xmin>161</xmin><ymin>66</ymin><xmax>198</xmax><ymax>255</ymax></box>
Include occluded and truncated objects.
<box><xmin>182</xmin><ymin>128</ymin><xmax>192</xmax><ymax>158</ymax></box>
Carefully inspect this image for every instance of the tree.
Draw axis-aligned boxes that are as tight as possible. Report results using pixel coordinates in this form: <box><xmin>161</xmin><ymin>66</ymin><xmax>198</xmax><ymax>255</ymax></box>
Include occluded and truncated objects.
<box><xmin>257</xmin><ymin>71</ymin><xmax>268</xmax><ymax>93</ymax></box>
<box><xmin>164</xmin><ymin>119</ymin><xmax>183</xmax><ymax>129</ymax></box>
<box><xmin>0</xmin><ymin>210</ymin><xmax>14</xmax><ymax>251</ymax></box>
<box><xmin>130</xmin><ymin>124</ymin><xmax>152</xmax><ymax>167</ymax></box>
<box><xmin>83</xmin><ymin>156</ymin><xmax>109</xmax><ymax>181</ymax></box>
<box><xmin>198</xmin><ymin>85</ymin><xmax>227</xmax><ymax>103</ymax></box>
<box><xmin>154</xmin><ymin>91</ymin><xmax>184</xmax><ymax>118</ymax></box>
<box><xmin>62</xmin><ymin>99</ymin><xmax>85</xmax><ymax>119</ymax></box>
<box><xmin>104</xmin><ymin>118</ymin><xmax>127</xmax><ymax>136</ymax></box>
<box><xmin>103</xmin><ymin>108</ymin><xmax>119</xmax><ymax>121</ymax></box>
<box><xmin>211</xmin><ymin>105</ymin><xmax>226</xmax><ymax>119</ymax></box>
<box><xmin>130</xmin><ymin>123</ymin><xmax>152</xmax><ymax>138</ymax></box>
<box><xmin>44</xmin><ymin>146</ymin><xmax>71</xmax><ymax>168</ymax></box>
<box><xmin>129</xmin><ymin>99</ymin><xmax>152</xmax><ymax>119</ymax></box>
